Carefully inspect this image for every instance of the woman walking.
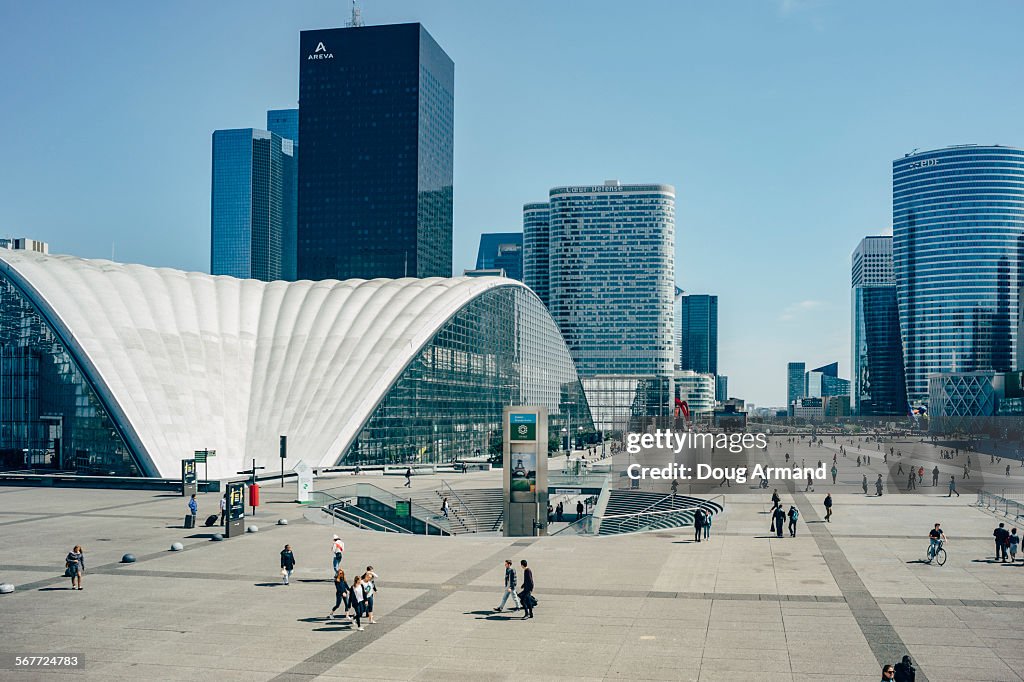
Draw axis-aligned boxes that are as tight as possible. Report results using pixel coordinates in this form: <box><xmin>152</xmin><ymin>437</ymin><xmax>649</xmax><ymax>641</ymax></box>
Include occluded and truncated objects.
<box><xmin>348</xmin><ymin>575</ymin><xmax>366</xmax><ymax>631</ymax></box>
<box><xmin>441</xmin><ymin>497</ymin><xmax>450</xmax><ymax>520</ymax></box>
<box><xmin>329</xmin><ymin>568</ymin><xmax>350</xmax><ymax>620</ymax></box>
<box><xmin>362</xmin><ymin>568</ymin><xmax>378</xmax><ymax>624</ymax></box>
<box><xmin>280</xmin><ymin>544</ymin><xmax>296</xmax><ymax>585</ymax></box>
<box><xmin>65</xmin><ymin>545</ymin><xmax>85</xmax><ymax>590</ymax></box>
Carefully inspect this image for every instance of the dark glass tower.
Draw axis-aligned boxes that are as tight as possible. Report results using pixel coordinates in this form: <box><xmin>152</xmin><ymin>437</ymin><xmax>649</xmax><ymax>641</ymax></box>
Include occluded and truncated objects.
<box><xmin>679</xmin><ymin>294</ymin><xmax>718</xmax><ymax>375</ymax></box>
<box><xmin>297</xmin><ymin>23</ymin><xmax>454</xmax><ymax>280</ymax></box>
<box><xmin>475</xmin><ymin>232</ymin><xmax>523</xmax><ymax>281</ymax></box>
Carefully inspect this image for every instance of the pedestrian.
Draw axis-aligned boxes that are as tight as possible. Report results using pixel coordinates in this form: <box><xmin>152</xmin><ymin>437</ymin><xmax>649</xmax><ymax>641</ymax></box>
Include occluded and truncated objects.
<box><xmin>1009</xmin><ymin>528</ymin><xmax>1019</xmax><ymax>562</ymax></box>
<box><xmin>788</xmin><ymin>505</ymin><xmax>799</xmax><ymax>537</ymax></box>
<box><xmin>893</xmin><ymin>654</ymin><xmax>916</xmax><ymax>682</ymax></box>
<box><xmin>65</xmin><ymin>545</ymin><xmax>85</xmax><ymax>590</ymax></box>
<box><xmin>948</xmin><ymin>476</ymin><xmax>959</xmax><ymax>497</ymax></box>
<box><xmin>907</xmin><ymin>472</ymin><xmax>915</xmax><ymax>490</ymax></box>
<box><xmin>771</xmin><ymin>489</ymin><xmax>781</xmax><ymax>508</ymax></box>
<box><xmin>1007</xmin><ymin>464</ymin><xmax>1011</xmax><ymax>477</ymax></box>
<box><xmin>875</xmin><ymin>474</ymin><xmax>884</xmax><ymax>496</ymax></box>
<box><xmin>897</xmin><ymin>462</ymin><xmax>904</xmax><ymax>476</ymax></box>
<box><xmin>332</xmin><ymin>534</ymin><xmax>345</xmax><ymax>574</ymax></box>
<box><xmin>917</xmin><ymin>467</ymin><xmax>924</xmax><ymax>484</ymax></box>
<box><xmin>576</xmin><ymin>500</ymin><xmax>584</xmax><ymax>520</ymax></box>
<box><xmin>862</xmin><ymin>474</ymin><xmax>868</xmax><ymax>495</ymax></box>
<box><xmin>441</xmin><ymin>497</ymin><xmax>450</xmax><ymax>520</ymax></box>
<box><xmin>823</xmin><ymin>493</ymin><xmax>833</xmax><ymax>522</ymax></box>
<box><xmin>280</xmin><ymin>544</ymin><xmax>296</xmax><ymax>585</ymax></box>
<box><xmin>556</xmin><ymin>502</ymin><xmax>563</xmax><ymax>522</ymax></box>
<box><xmin>773</xmin><ymin>505</ymin><xmax>786</xmax><ymax>538</ymax></box>
<box><xmin>932</xmin><ymin>466</ymin><xmax>939</xmax><ymax>486</ymax></box>
<box><xmin>519</xmin><ymin>560</ymin><xmax>535</xmax><ymax>619</ymax></box>
<box><xmin>404</xmin><ymin>467</ymin><xmax>412</xmax><ymax>487</ymax></box>
<box><xmin>495</xmin><ymin>559</ymin><xmax>520</xmax><ymax>612</ymax></box>
<box><xmin>693</xmin><ymin>508</ymin><xmax>705</xmax><ymax>542</ymax></box>
<box><xmin>670</xmin><ymin>479</ymin><xmax>679</xmax><ymax>496</ymax></box>
<box><xmin>362</xmin><ymin>568</ymin><xmax>378</xmax><ymax>624</ymax></box>
<box><xmin>547</xmin><ymin>504</ymin><xmax>553</xmax><ymax>523</ymax></box>
<box><xmin>857</xmin><ymin>455</ymin><xmax>861</xmax><ymax>467</ymax></box>
<box><xmin>994</xmin><ymin>523</ymin><xmax>1010</xmax><ymax>562</ymax></box>
<box><xmin>963</xmin><ymin>464</ymin><xmax>970</xmax><ymax>480</ymax></box>
<box><xmin>831</xmin><ymin>465</ymin><xmax>837</xmax><ymax>484</ymax></box>
<box><xmin>348</xmin><ymin>575</ymin><xmax>366</xmax><ymax>630</ymax></box>
<box><xmin>703</xmin><ymin>512</ymin><xmax>712</xmax><ymax>540</ymax></box>
<box><xmin>187</xmin><ymin>493</ymin><xmax>198</xmax><ymax>529</ymax></box>
<box><xmin>219</xmin><ymin>494</ymin><xmax>227</xmax><ymax>526</ymax></box>
<box><xmin>329</xmin><ymin>567</ymin><xmax>350</xmax><ymax>620</ymax></box>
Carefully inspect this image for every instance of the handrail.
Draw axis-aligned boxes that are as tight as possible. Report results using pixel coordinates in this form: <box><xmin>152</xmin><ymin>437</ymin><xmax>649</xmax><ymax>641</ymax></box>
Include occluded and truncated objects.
<box><xmin>600</xmin><ymin>494</ymin><xmax>724</xmax><ymax>520</ymax></box>
<box><xmin>323</xmin><ymin>504</ymin><xmax>411</xmax><ymax>534</ymax></box>
<box><xmin>314</xmin><ymin>483</ymin><xmax>455</xmax><ymax>535</ymax></box>
<box><xmin>549</xmin><ymin>514</ymin><xmax>594</xmax><ymax>536</ymax></box>
<box><xmin>439</xmin><ymin>479</ymin><xmax>480</xmax><ymax>532</ymax></box>
<box><xmin>326</xmin><ymin>500</ymin><xmax>411</xmax><ymax>534</ymax></box>
<box><xmin>977</xmin><ymin>490</ymin><xmax>1024</xmax><ymax>520</ymax></box>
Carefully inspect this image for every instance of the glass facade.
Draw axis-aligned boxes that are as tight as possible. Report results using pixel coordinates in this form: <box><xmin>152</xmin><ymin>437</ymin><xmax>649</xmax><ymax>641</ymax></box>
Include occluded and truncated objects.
<box><xmin>298</xmin><ymin>23</ymin><xmax>454</xmax><ymax>280</ymax></box>
<box><xmin>0</xmin><ymin>273</ymin><xmax>141</xmax><ymax>475</ymax></box>
<box><xmin>522</xmin><ymin>203</ymin><xmax>550</xmax><ymax>306</ymax></box>
<box><xmin>894</xmin><ymin>145</ymin><xmax>1024</xmax><ymax>404</ymax></box>
<box><xmin>210</xmin><ymin>128</ymin><xmax>294</xmax><ymax>282</ymax></box>
<box><xmin>581</xmin><ymin>375</ymin><xmax>672</xmax><ymax>437</ymax></box>
<box><xmin>547</xmin><ymin>183</ymin><xmax>676</xmax><ymax>377</ymax></box>
<box><xmin>679</xmin><ymin>293</ymin><xmax>718</xmax><ymax>375</ymax></box>
<box><xmin>267</xmin><ymin>109</ymin><xmax>299</xmax><ymax>281</ymax></box>
<box><xmin>786</xmin><ymin>362</ymin><xmax>805</xmax><ymax>414</ymax></box>
<box><xmin>344</xmin><ymin>285</ymin><xmax>593</xmax><ymax>463</ymax></box>
<box><xmin>851</xmin><ymin>236</ymin><xmax>908</xmax><ymax>416</ymax></box>
<box><xmin>475</xmin><ymin>232</ymin><xmax>523</xmax><ymax>281</ymax></box>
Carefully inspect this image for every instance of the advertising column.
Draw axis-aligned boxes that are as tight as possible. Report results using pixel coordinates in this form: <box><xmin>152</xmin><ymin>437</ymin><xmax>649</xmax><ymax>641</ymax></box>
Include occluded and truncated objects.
<box><xmin>224</xmin><ymin>480</ymin><xmax>246</xmax><ymax>538</ymax></box>
<box><xmin>503</xmin><ymin>406</ymin><xmax>548</xmax><ymax>536</ymax></box>
<box><xmin>181</xmin><ymin>459</ymin><xmax>197</xmax><ymax>497</ymax></box>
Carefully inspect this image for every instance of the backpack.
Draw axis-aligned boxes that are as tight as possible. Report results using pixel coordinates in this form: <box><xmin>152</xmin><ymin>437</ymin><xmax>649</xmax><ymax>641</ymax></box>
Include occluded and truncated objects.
<box><xmin>791</xmin><ymin>508</ymin><xmax>799</xmax><ymax>520</ymax></box>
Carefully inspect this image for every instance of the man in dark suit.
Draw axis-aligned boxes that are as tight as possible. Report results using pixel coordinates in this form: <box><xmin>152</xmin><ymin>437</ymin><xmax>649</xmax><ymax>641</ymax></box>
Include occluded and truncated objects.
<box><xmin>519</xmin><ymin>560</ymin><xmax>535</xmax><ymax>619</ymax></box>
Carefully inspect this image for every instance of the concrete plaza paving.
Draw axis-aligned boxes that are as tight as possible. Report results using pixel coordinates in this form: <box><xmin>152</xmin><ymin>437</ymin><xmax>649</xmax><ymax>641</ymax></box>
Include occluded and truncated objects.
<box><xmin>2</xmin><ymin>437</ymin><xmax>1024</xmax><ymax>681</ymax></box>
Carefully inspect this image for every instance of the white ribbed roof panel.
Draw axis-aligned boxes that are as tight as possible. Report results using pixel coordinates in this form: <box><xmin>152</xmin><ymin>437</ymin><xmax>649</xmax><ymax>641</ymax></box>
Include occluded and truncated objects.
<box><xmin>0</xmin><ymin>252</ymin><xmax>527</xmax><ymax>478</ymax></box>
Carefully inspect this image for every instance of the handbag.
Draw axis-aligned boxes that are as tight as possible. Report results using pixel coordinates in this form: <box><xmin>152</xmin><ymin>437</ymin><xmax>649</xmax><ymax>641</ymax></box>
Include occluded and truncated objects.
<box><xmin>280</xmin><ymin>568</ymin><xmax>288</xmax><ymax>577</ymax></box>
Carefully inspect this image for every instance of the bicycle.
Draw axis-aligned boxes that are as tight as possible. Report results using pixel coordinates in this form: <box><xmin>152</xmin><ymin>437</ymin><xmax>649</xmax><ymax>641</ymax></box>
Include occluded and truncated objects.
<box><xmin>926</xmin><ymin>540</ymin><xmax>946</xmax><ymax>566</ymax></box>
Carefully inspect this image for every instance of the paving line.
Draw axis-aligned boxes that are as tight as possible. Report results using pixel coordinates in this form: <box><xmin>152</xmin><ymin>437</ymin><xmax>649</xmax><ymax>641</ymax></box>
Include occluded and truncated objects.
<box><xmin>268</xmin><ymin>539</ymin><xmax>538</xmax><ymax>682</ymax></box>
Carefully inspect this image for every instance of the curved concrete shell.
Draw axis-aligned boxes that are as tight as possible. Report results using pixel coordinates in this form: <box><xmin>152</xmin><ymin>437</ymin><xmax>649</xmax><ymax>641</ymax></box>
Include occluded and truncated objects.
<box><xmin>0</xmin><ymin>252</ymin><xmax>590</xmax><ymax>478</ymax></box>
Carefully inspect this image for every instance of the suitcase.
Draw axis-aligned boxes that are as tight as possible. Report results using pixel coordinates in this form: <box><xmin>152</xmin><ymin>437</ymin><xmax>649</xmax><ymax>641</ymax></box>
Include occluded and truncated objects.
<box><xmin>184</xmin><ymin>514</ymin><xmax>195</xmax><ymax>529</ymax></box>
<box><xmin>204</xmin><ymin>514</ymin><xmax>218</xmax><ymax>527</ymax></box>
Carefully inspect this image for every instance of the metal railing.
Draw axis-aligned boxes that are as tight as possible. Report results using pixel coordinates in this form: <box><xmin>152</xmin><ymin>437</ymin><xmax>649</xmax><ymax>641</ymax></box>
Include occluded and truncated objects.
<box><xmin>549</xmin><ymin>514</ymin><xmax>594</xmax><ymax>536</ymax></box>
<box><xmin>313</xmin><ymin>483</ymin><xmax>454</xmax><ymax>535</ymax></box>
<box><xmin>977</xmin><ymin>490</ymin><xmax>1024</xmax><ymax>520</ymax></box>
<box><xmin>596</xmin><ymin>494</ymin><xmax>725</xmax><ymax>536</ymax></box>
<box><xmin>439</xmin><ymin>480</ymin><xmax>480</xmax><ymax>532</ymax></box>
<box><xmin>323</xmin><ymin>503</ymin><xmax>411</xmax><ymax>533</ymax></box>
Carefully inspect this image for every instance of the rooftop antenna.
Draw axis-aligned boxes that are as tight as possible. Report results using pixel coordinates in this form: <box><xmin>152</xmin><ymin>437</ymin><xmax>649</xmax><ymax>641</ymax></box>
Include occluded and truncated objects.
<box><xmin>347</xmin><ymin>0</ymin><xmax>364</xmax><ymax>27</ymax></box>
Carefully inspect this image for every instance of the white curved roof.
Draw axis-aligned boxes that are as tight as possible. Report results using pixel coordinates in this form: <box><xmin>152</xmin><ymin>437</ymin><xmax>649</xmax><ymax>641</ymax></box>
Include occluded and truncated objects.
<box><xmin>0</xmin><ymin>251</ymin><xmax>529</xmax><ymax>478</ymax></box>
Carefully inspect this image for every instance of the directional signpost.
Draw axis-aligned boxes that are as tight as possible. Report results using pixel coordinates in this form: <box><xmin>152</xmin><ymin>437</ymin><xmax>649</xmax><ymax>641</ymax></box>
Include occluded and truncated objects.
<box><xmin>194</xmin><ymin>449</ymin><xmax>216</xmax><ymax>484</ymax></box>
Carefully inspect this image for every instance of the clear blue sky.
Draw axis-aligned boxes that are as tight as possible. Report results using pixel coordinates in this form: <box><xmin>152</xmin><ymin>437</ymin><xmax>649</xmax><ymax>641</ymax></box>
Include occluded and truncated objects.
<box><xmin>2</xmin><ymin>1</ymin><xmax>1021</xmax><ymax>406</ymax></box>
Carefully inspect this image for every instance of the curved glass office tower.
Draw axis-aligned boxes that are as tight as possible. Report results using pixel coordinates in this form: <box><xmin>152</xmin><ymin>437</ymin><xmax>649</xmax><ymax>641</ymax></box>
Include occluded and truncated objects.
<box><xmin>893</xmin><ymin>145</ymin><xmax>1024</xmax><ymax>404</ymax></box>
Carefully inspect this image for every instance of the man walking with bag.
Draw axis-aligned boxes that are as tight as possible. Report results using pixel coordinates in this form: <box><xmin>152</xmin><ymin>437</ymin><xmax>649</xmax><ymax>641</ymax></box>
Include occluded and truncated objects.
<box><xmin>187</xmin><ymin>494</ymin><xmax>198</xmax><ymax>529</ymax></box>
<box><xmin>518</xmin><ymin>560</ymin><xmax>535</xmax><ymax>619</ymax></box>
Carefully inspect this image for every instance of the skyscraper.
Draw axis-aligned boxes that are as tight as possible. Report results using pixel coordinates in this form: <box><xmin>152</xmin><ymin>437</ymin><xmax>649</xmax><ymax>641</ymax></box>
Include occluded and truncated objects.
<box><xmin>211</xmin><ymin>128</ymin><xmax>295</xmax><ymax>281</ymax></box>
<box><xmin>851</xmin><ymin>236</ymin><xmax>907</xmax><ymax>415</ymax></box>
<box><xmin>475</xmin><ymin>232</ymin><xmax>523</xmax><ymax>281</ymax></box>
<box><xmin>894</xmin><ymin>145</ymin><xmax>1024</xmax><ymax>404</ymax></box>
<box><xmin>546</xmin><ymin>181</ymin><xmax>675</xmax><ymax>377</ymax></box>
<box><xmin>679</xmin><ymin>294</ymin><xmax>718</xmax><ymax>375</ymax></box>
<box><xmin>787</xmin><ymin>362</ymin><xmax>805</xmax><ymax>414</ymax></box>
<box><xmin>804</xmin><ymin>362</ymin><xmax>850</xmax><ymax>399</ymax></box>
<box><xmin>523</xmin><ymin>203</ymin><xmax>550</xmax><ymax>306</ymax></box>
<box><xmin>297</xmin><ymin>23</ymin><xmax>454</xmax><ymax>280</ymax></box>
<box><xmin>267</xmin><ymin>109</ymin><xmax>298</xmax><ymax>281</ymax></box>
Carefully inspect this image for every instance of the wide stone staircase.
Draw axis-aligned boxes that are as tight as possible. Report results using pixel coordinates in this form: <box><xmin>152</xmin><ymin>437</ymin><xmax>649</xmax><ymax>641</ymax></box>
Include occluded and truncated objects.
<box><xmin>597</xmin><ymin>490</ymin><xmax>724</xmax><ymax>536</ymax></box>
<box><xmin>409</xmin><ymin>487</ymin><xmax>504</xmax><ymax>534</ymax></box>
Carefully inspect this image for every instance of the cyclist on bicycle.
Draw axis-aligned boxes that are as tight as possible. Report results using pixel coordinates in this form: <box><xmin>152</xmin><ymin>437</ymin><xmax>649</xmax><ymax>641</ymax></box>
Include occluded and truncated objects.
<box><xmin>928</xmin><ymin>523</ymin><xmax>946</xmax><ymax>559</ymax></box>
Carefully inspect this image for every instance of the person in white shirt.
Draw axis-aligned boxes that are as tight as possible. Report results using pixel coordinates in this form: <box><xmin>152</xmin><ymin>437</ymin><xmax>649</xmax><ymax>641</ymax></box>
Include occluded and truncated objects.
<box><xmin>219</xmin><ymin>495</ymin><xmax>227</xmax><ymax>525</ymax></box>
<box><xmin>332</xmin><ymin>535</ymin><xmax>344</xmax><ymax>574</ymax></box>
<box><xmin>362</xmin><ymin>566</ymin><xmax>379</xmax><ymax>624</ymax></box>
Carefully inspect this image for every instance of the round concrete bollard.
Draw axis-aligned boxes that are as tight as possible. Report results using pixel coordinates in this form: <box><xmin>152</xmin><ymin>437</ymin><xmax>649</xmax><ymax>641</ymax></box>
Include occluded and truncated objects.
<box><xmin>170</xmin><ymin>542</ymin><xmax>184</xmax><ymax>551</ymax></box>
<box><xmin>211</xmin><ymin>534</ymin><xmax>224</xmax><ymax>541</ymax></box>
<box><xmin>121</xmin><ymin>553</ymin><xmax>136</xmax><ymax>563</ymax></box>
<box><xmin>277</xmin><ymin>518</ymin><xmax>288</xmax><ymax>525</ymax></box>
<box><xmin>0</xmin><ymin>583</ymin><xmax>14</xmax><ymax>594</ymax></box>
<box><xmin>247</xmin><ymin>525</ymin><xmax>259</xmax><ymax>533</ymax></box>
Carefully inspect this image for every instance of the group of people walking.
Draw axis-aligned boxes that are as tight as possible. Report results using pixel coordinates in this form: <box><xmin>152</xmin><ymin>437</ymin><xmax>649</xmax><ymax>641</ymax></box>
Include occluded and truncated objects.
<box><xmin>494</xmin><ymin>559</ymin><xmax>536</xmax><ymax>619</ymax></box>
<box><xmin>325</xmin><ymin>534</ymin><xmax>380</xmax><ymax>630</ymax></box>
<box><xmin>769</xmin><ymin>490</ymin><xmax>799</xmax><ymax>538</ymax></box>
